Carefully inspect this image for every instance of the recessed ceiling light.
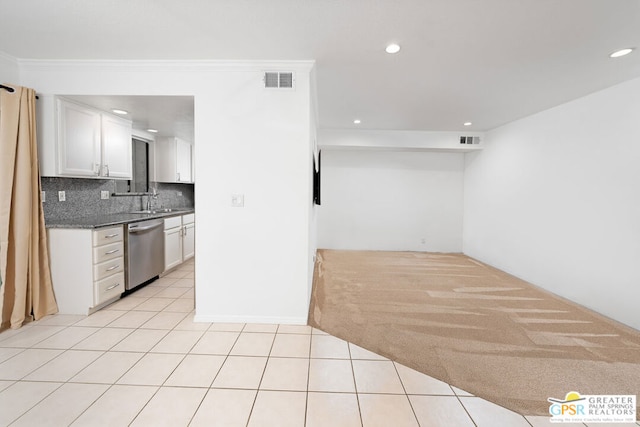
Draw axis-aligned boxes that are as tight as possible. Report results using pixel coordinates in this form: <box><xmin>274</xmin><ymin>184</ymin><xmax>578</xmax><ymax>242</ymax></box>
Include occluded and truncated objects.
<box><xmin>353</xmin><ymin>119</ymin><xmax>361</xmax><ymax>124</ymax></box>
<box><xmin>463</xmin><ymin>122</ymin><xmax>472</xmax><ymax>126</ymax></box>
<box><xmin>112</xmin><ymin>109</ymin><xmax>128</xmax><ymax>115</ymax></box>
<box><xmin>385</xmin><ymin>43</ymin><xmax>401</xmax><ymax>54</ymax></box>
<box><xmin>610</xmin><ymin>48</ymin><xmax>634</xmax><ymax>58</ymax></box>
<box><xmin>147</xmin><ymin>128</ymin><xmax>158</xmax><ymax>133</ymax></box>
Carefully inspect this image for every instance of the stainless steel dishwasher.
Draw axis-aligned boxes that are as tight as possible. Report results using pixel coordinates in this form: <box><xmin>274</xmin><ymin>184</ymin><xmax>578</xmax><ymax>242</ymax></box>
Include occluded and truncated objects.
<box><xmin>125</xmin><ymin>218</ymin><xmax>164</xmax><ymax>291</ymax></box>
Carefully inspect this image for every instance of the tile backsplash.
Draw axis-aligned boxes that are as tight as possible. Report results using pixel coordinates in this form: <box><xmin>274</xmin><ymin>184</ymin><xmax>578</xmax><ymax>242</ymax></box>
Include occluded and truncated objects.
<box><xmin>41</xmin><ymin>177</ymin><xmax>194</xmax><ymax>222</ymax></box>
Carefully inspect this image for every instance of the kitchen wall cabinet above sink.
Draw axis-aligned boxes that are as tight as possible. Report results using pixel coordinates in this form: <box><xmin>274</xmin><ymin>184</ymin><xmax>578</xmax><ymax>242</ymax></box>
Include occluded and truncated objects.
<box><xmin>37</xmin><ymin>95</ymin><xmax>195</xmax><ymax>184</ymax></box>
<box><xmin>55</xmin><ymin>97</ymin><xmax>132</xmax><ymax>179</ymax></box>
<box><xmin>153</xmin><ymin>136</ymin><xmax>193</xmax><ymax>183</ymax></box>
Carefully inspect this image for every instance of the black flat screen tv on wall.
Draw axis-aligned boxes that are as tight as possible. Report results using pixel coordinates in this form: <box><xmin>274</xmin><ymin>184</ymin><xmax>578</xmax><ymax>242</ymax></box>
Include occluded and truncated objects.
<box><xmin>313</xmin><ymin>150</ymin><xmax>321</xmax><ymax>205</ymax></box>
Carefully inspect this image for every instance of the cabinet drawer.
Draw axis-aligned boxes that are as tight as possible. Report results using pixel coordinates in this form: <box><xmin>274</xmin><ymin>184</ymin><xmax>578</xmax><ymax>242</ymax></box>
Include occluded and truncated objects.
<box><xmin>164</xmin><ymin>216</ymin><xmax>182</xmax><ymax>230</ymax></box>
<box><xmin>93</xmin><ymin>226</ymin><xmax>123</xmax><ymax>246</ymax></box>
<box><xmin>93</xmin><ymin>241</ymin><xmax>123</xmax><ymax>263</ymax></box>
<box><xmin>93</xmin><ymin>257</ymin><xmax>124</xmax><ymax>282</ymax></box>
<box><xmin>182</xmin><ymin>213</ymin><xmax>195</xmax><ymax>225</ymax></box>
<box><xmin>94</xmin><ymin>272</ymin><xmax>124</xmax><ymax>305</ymax></box>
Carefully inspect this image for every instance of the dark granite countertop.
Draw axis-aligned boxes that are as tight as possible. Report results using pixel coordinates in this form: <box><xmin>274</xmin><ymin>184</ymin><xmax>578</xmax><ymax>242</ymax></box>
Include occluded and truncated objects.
<box><xmin>45</xmin><ymin>208</ymin><xmax>195</xmax><ymax>229</ymax></box>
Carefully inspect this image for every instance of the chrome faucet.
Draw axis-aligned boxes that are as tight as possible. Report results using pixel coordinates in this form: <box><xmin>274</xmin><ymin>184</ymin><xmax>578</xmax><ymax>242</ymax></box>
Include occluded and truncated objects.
<box><xmin>148</xmin><ymin>186</ymin><xmax>158</xmax><ymax>210</ymax></box>
<box><xmin>141</xmin><ymin>187</ymin><xmax>158</xmax><ymax>211</ymax></box>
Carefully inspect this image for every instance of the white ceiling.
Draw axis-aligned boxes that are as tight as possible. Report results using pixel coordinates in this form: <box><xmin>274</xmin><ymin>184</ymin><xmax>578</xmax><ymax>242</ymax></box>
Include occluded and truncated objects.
<box><xmin>1</xmin><ymin>0</ymin><xmax>639</xmax><ymax>132</ymax></box>
<box><xmin>65</xmin><ymin>95</ymin><xmax>195</xmax><ymax>143</ymax></box>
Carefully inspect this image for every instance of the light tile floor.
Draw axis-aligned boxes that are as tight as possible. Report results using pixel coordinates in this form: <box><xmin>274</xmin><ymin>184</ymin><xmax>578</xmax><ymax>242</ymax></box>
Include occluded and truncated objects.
<box><xmin>1</xmin><ymin>260</ymin><xmax>638</xmax><ymax>426</ymax></box>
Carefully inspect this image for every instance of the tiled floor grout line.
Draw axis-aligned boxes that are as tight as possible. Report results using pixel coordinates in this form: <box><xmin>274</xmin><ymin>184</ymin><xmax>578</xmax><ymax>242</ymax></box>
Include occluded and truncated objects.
<box><xmin>130</xmin><ymin>351</ymin><xmax>191</xmax><ymax>426</ymax></box>
<box><xmin>186</xmin><ymin>393</ymin><xmax>207</xmax><ymax>427</ymax></box>
<box><xmin>453</xmin><ymin>394</ymin><xmax>478</xmax><ymax>427</ymax></box>
<box><xmin>242</xmin><ymin>323</ymin><xmax>279</xmax><ymax>426</ymax></box>
<box><xmin>391</xmin><ymin>358</ymin><xmax>422</xmax><ymax>427</ymax></box>
<box><xmin>183</xmin><ymin>328</ymin><xmax>242</xmax><ymax>426</ymax></box>
<box><xmin>5</xmin><ymin>380</ymin><xmax>65</xmax><ymax>426</ymax></box>
<box><xmin>66</xmin><ymin>380</ymin><xmax>113</xmax><ymax>426</ymax></box>
<box><xmin>11</xmin><ymin>325</ymin><xmax>104</xmax><ymax>384</ymax></box>
<box><xmin>346</xmin><ymin>338</ymin><xmax>365</xmax><ymax>427</ymax></box>
<box><xmin>304</xmin><ymin>327</ymin><xmax>313</xmax><ymax>427</ymax></box>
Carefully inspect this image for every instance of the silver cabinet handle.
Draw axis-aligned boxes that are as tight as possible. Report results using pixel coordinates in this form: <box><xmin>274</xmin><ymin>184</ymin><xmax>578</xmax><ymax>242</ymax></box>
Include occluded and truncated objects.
<box><xmin>106</xmin><ymin>264</ymin><xmax>120</xmax><ymax>271</ymax></box>
<box><xmin>105</xmin><ymin>249</ymin><xmax>119</xmax><ymax>255</ymax></box>
<box><xmin>129</xmin><ymin>222</ymin><xmax>163</xmax><ymax>233</ymax></box>
<box><xmin>105</xmin><ymin>283</ymin><xmax>120</xmax><ymax>291</ymax></box>
<box><xmin>104</xmin><ymin>233</ymin><xmax>119</xmax><ymax>239</ymax></box>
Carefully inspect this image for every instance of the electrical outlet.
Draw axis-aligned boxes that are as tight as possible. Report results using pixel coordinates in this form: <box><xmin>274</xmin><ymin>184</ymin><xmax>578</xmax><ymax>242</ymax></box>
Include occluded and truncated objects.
<box><xmin>177</xmin><ymin>191</ymin><xmax>182</xmax><ymax>196</ymax></box>
<box><xmin>58</xmin><ymin>191</ymin><xmax>66</xmax><ymax>202</ymax></box>
<box><xmin>100</xmin><ymin>191</ymin><xmax>110</xmax><ymax>200</ymax></box>
<box><xmin>41</xmin><ymin>191</ymin><xmax>46</xmax><ymax>203</ymax></box>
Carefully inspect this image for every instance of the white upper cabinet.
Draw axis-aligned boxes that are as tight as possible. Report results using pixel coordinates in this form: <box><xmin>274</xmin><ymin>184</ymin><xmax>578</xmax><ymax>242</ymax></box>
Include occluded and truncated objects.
<box><xmin>56</xmin><ymin>98</ymin><xmax>132</xmax><ymax>179</ymax></box>
<box><xmin>57</xmin><ymin>99</ymin><xmax>101</xmax><ymax>177</ymax></box>
<box><xmin>176</xmin><ymin>139</ymin><xmax>192</xmax><ymax>183</ymax></box>
<box><xmin>101</xmin><ymin>114</ymin><xmax>133</xmax><ymax>178</ymax></box>
<box><xmin>154</xmin><ymin>137</ymin><xmax>193</xmax><ymax>183</ymax></box>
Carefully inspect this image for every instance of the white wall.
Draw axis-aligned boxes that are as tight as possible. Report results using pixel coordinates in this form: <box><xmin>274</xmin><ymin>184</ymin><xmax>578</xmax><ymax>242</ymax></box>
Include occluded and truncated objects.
<box><xmin>0</xmin><ymin>52</ymin><xmax>19</xmax><ymax>85</ymax></box>
<box><xmin>308</xmin><ymin>66</ymin><xmax>319</xmax><ymax>304</ymax></box>
<box><xmin>19</xmin><ymin>59</ymin><xmax>314</xmax><ymax>324</ymax></box>
<box><xmin>464</xmin><ymin>76</ymin><xmax>640</xmax><ymax>330</ymax></box>
<box><xmin>318</xmin><ymin>148</ymin><xmax>464</xmax><ymax>252</ymax></box>
<box><xmin>201</xmin><ymin>65</ymin><xmax>313</xmax><ymax>324</ymax></box>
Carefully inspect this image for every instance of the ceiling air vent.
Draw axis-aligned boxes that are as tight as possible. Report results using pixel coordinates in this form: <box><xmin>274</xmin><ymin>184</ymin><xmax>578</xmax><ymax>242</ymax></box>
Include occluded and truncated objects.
<box><xmin>264</xmin><ymin>71</ymin><xmax>295</xmax><ymax>89</ymax></box>
<box><xmin>459</xmin><ymin>136</ymin><xmax>481</xmax><ymax>145</ymax></box>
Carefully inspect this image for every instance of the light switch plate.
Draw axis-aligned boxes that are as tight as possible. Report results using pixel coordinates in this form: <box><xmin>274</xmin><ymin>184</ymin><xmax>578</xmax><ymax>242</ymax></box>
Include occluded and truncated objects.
<box><xmin>58</xmin><ymin>191</ymin><xmax>66</xmax><ymax>202</ymax></box>
<box><xmin>231</xmin><ymin>194</ymin><xmax>244</xmax><ymax>207</ymax></box>
<box><xmin>100</xmin><ymin>191</ymin><xmax>110</xmax><ymax>200</ymax></box>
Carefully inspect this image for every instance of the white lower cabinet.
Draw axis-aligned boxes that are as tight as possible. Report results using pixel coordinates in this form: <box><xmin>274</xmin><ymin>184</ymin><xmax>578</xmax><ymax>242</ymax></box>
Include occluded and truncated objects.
<box><xmin>164</xmin><ymin>216</ymin><xmax>183</xmax><ymax>272</ymax></box>
<box><xmin>182</xmin><ymin>223</ymin><xmax>195</xmax><ymax>260</ymax></box>
<box><xmin>163</xmin><ymin>213</ymin><xmax>195</xmax><ymax>273</ymax></box>
<box><xmin>48</xmin><ymin>225</ymin><xmax>125</xmax><ymax>314</ymax></box>
<box><xmin>182</xmin><ymin>214</ymin><xmax>195</xmax><ymax>261</ymax></box>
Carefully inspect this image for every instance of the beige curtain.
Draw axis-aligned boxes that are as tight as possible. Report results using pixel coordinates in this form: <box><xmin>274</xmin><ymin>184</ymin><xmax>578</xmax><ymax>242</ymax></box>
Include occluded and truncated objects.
<box><xmin>0</xmin><ymin>84</ymin><xmax>58</xmax><ymax>330</ymax></box>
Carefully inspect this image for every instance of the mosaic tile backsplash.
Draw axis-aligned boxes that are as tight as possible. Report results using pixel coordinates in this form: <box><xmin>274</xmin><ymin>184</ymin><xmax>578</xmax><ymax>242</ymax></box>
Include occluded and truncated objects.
<box><xmin>41</xmin><ymin>177</ymin><xmax>194</xmax><ymax>222</ymax></box>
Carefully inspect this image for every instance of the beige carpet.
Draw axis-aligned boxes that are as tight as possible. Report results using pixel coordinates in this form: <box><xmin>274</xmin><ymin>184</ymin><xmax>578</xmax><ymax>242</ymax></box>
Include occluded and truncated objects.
<box><xmin>308</xmin><ymin>249</ymin><xmax>640</xmax><ymax>417</ymax></box>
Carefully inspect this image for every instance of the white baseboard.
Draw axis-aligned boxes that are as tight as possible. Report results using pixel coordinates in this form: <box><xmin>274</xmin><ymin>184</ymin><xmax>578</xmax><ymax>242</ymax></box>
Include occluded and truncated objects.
<box><xmin>193</xmin><ymin>314</ymin><xmax>308</xmax><ymax>325</ymax></box>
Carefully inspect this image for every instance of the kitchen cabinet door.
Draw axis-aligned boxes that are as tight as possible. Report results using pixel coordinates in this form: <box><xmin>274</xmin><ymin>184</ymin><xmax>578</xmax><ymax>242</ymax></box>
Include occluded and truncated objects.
<box><xmin>101</xmin><ymin>114</ymin><xmax>132</xmax><ymax>178</ymax></box>
<box><xmin>182</xmin><ymin>223</ymin><xmax>195</xmax><ymax>260</ymax></box>
<box><xmin>57</xmin><ymin>99</ymin><xmax>101</xmax><ymax>177</ymax></box>
<box><xmin>164</xmin><ymin>227</ymin><xmax>183</xmax><ymax>272</ymax></box>
<box><xmin>56</xmin><ymin>98</ymin><xmax>132</xmax><ymax>179</ymax></box>
<box><xmin>176</xmin><ymin>139</ymin><xmax>192</xmax><ymax>182</ymax></box>
<box><xmin>154</xmin><ymin>137</ymin><xmax>193</xmax><ymax>183</ymax></box>
<box><xmin>48</xmin><ymin>225</ymin><xmax>124</xmax><ymax>314</ymax></box>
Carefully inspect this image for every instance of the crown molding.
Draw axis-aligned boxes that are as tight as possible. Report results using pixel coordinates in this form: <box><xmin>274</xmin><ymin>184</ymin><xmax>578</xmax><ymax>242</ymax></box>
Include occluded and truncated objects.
<box><xmin>0</xmin><ymin>50</ymin><xmax>18</xmax><ymax>63</ymax></box>
<box><xmin>17</xmin><ymin>58</ymin><xmax>316</xmax><ymax>73</ymax></box>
